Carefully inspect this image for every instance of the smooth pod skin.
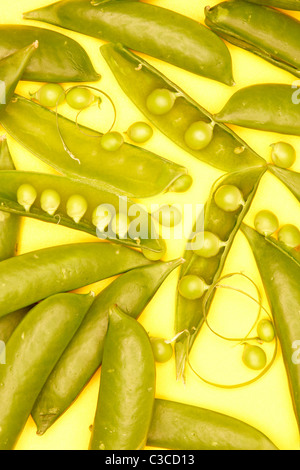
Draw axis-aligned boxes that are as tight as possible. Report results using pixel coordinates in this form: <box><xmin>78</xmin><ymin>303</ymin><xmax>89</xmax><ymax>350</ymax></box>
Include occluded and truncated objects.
<box><xmin>0</xmin><ymin>292</ymin><xmax>94</xmax><ymax>450</ymax></box>
<box><xmin>89</xmin><ymin>305</ymin><xmax>156</xmax><ymax>450</ymax></box>
<box><xmin>0</xmin><ymin>242</ymin><xmax>153</xmax><ymax>319</ymax></box>
<box><xmin>244</xmin><ymin>0</ymin><xmax>300</xmax><ymax>11</ymax></box>
<box><xmin>0</xmin><ymin>96</ymin><xmax>188</xmax><ymax>199</ymax></box>
<box><xmin>241</xmin><ymin>224</ymin><xmax>300</xmax><ymax>432</ymax></box>
<box><xmin>0</xmin><ymin>25</ymin><xmax>99</xmax><ymax>82</ymax></box>
<box><xmin>175</xmin><ymin>165</ymin><xmax>267</xmax><ymax>381</ymax></box>
<box><xmin>205</xmin><ymin>1</ymin><xmax>300</xmax><ymax>78</ymax></box>
<box><xmin>215</xmin><ymin>84</ymin><xmax>300</xmax><ymax>136</ymax></box>
<box><xmin>101</xmin><ymin>43</ymin><xmax>265</xmax><ymax>173</ymax></box>
<box><xmin>24</xmin><ymin>0</ymin><xmax>234</xmax><ymax>86</ymax></box>
<box><xmin>268</xmin><ymin>165</ymin><xmax>300</xmax><ymax>203</ymax></box>
<box><xmin>32</xmin><ymin>259</ymin><xmax>183</xmax><ymax>435</ymax></box>
<box><xmin>147</xmin><ymin>399</ymin><xmax>278</xmax><ymax>450</ymax></box>
<box><xmin>0</xmin><ymin>170</ymin><xmax>162</xmax><ymax>253</ymax></box>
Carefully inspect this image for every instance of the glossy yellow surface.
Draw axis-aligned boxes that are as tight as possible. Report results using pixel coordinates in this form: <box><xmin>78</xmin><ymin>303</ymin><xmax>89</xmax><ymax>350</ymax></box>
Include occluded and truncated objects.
<box><xmin>1</xmin><ymin>0</ymin><xmax>300</xmax><ymax>451</ymax></box>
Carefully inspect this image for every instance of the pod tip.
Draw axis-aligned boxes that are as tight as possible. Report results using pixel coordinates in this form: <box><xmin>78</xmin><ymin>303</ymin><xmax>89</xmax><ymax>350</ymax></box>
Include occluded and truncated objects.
<box><xmin>33</xmin><ymin>40</ymin><xmax>39</xmax><ymax>49</ymax></box>
<box><xmin>0</xmin><ymin>135</ymin><xmax>7</xmax><ymax>142</ymax></box>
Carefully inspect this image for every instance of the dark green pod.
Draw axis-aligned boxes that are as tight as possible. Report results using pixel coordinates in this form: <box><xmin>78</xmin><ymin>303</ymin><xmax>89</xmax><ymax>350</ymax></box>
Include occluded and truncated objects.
<box><xmin>175</xmin><ymin>165</ymin><xmax>267</xmax><ymax>381</ymax></box>
<box><xmin>244</xmin><ymin>0</ymin><xmax>300</xmax><ymax>11</ymax></box>
<box><xmin>0</xmin><ymin>242</ymin><xmax>153</xmax><ymax>319</ymax></box>
<box><xmin>205</xmin><ymin>1</ymin><xmax>300</xmax><ymax>78</ymax></box>
<box><xmin>89</xmin><ymin>305</ymin><xmax>156</xmax><ymax>450</ymax></box>
<box><xmin>24</xmin><ymin>0</ymin><xmax>234</xmax><ymax>86</ymax></box>
<box><xmin>0</xmin><ymin>96</ymin><xmax>188</xmax><ymax>199</ymax></box>
<box><xmin>101</xmin><ymin>43</ymin><xmax>265</xmax><ymax>173</ymax></box>
<box><xmin>32</xmin><ymin>259</ymin><xmax>183</xmax><ymax>435</ymax></box>
<box><xmin>268</xmin><ymin>165</ymin><xmax>300</xmax><ymax>203</ymax></box>
<box><xmin>0</xmin><ymin>25</ymin><xmax>100</xmax><ymax>83</ymax></box>
<box><xmin>215</xmin><ymin>84</ymin><xmax>300</xmax><ymax>136</ymax></box>
<box><xmin>241</xmin><ymin>224</ymin><xmax>300</xmax><ymax>432</ymax></box>
<box><xmin>0</xmin><ymin>292</ymin><xmax>94</xmax><ymax>450</ymax></box>
<box><xmin>148</xmin><ymin>399</ymin><xmax>278</xmax><ymax>450</ymax></box>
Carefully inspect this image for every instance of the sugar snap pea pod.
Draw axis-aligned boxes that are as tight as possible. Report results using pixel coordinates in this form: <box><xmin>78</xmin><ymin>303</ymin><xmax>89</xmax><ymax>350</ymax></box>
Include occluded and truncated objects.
<box><xmin>0</xmin><ymin>96</ymin><xmax>187</xmax><ymax>199</ymax></box>
<box><xmin>0</xmin><ymin>42</ymin><xmax>38</xmax><ymax>115</ymax></box>
<box><xmin>24</xmin><ymin>0</ymin><xmax>234</xmax><ymax>86</ymax></box>
<box><xmin>0</xmin><ymin>308</ymin><xmax>30</xmax><ymax>344</ymax></box>
<box><xmin>175</xmin><ymin>165</ymin><xmax>267</xmax><ymax>381</ymax></box>
<box><xmin>205</xmin><ymin>1</ymin><xmax>300</xmax><ymax>78</ymax></box>
<box><xmin>147</xmin><ymin>399</ymin><xmax>278</xmax><ymax>450</ymax></box>
<box><xmin>215</xmin><ymin>84</ymin><xmax>300</xmax><ymax>136</ymax></box>
<box><xmin>0</xmin><ymin>292</ymin><xmax>94</xmax><ymax>450</ymax></box>
<box><xmin>0</xmin><ymin>242</ymin><xmax>153</xmax><ymax>319</ymax></box>
<box><xmin>101</xmin><ymin>44</ymin><xmax>265</xmax><ymax>173</ymax></box>
<box><xmin>0</xmin><ymin>170</ymin><xmax>162</xmax><ymax>253</ymax></box>
<box><xmin>241</xmin><ymin>224</ymin><xmax>300</xmax><ymax>432</ymax></box>
<box><xmin>246</xmin><ymin>0</ymin><xmax>300</xmax><ymax>10</ymax></box>
<box><xmin>32</xmin><ymin>259</ymin><xmax>183</xmax><ymax>435</ymax></box>
<box><xmin>268</xmin><ymin>165</ymin><xmax>300</xmax><ymax>203</ymax></box>
<box><xmin>89</xmin><ymin>305</ymin><xmax>155</xmax><ymax>450</ymax></box>
<box><xmin>0</xmin><ymin>25</ymin><xmax>99</xmax><ymax>83</ymax></box>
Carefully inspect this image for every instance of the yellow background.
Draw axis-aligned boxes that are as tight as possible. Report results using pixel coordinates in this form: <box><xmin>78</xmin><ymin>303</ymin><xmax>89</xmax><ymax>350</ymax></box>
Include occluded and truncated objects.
<box><xmin>1</xmin><ymin>0</ymin><xmax>300</xmax><ymax>451</ymax></box>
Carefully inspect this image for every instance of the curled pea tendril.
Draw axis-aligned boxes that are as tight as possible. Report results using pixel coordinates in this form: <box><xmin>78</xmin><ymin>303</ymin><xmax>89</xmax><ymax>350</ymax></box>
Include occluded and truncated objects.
<box><xmin>172</xmin><ymin>272</ymin><xmax>278</xmax><ymax>389</ymax></box>
<box><xmin>54</xmin><ymin>85</ymin><xmax>117</xmax><ymax>165</ymax></box>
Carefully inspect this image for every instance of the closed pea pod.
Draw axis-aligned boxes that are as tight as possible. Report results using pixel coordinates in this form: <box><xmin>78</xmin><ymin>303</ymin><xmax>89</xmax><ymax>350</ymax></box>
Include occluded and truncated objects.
<box><xmin>89</xmin><ymin>305</ymin><xmax>156</xmax><ymax>450</ymax></box>
<box><xmin>24</xmin><ymin>0</ymin><xmax>234</xmax><ymax>86</ymax></box>
<box><xmin>268</xmin><ymin>165</ymin><xmax>300</xmax><ymax>204</ymax></box>
<box><xmin>0</xmin><ymin>25</ymin><xmax>99</xmax><ymax>82</ymax></box>
<box><xmin>215</xmin><ymin>84</ymin><xmax>300</xmax><ymax>136</ymax></box>
<box><xmin>205</xmin><ymin>1</ymin><xmax>300</xmax><ymax>79</ymax></box>
<box><xmin>0</xmin><ymin>96</ymin><xmax>188</xmax><ymax>199</ymax></box>
<box><xmin>0</xmin><ymin>292</ymin><xmax>94</xmax><ymax>450</ymax></box>
<box><xmin>245</xmin><ymin>0</ymin><xmax>300</xmax><ymax>10</ymax></box>
<box><xmin>101</xmin><ymin>43</ymin><xmax>265</xmax><ymax>173</ymax></box>
<box><xmin>32</xmin><ymin>259</ymin><xmax>183</xmax><ymax>435</ymax></box>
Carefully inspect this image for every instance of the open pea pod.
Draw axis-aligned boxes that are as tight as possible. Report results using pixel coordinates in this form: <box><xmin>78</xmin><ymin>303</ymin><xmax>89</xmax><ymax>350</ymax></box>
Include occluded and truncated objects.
<box><xmin>268</xmin><ymin>165</ymin><xmax>300</xmax><ymax>203</ymax></box>
<box><xmin>175</xmin><ymin>165</ymin><xmax>267</xmax><ymax>381</ymax></box>
<box><xmin>0</xmin><ymin>170</ymin><xmax>162</xmax><ymax>253</ymax></box>
<box><xmin>24</xmin><ymin>0</ymin><xmax>234</xmax><ymax>86</ymax></box>
<box><xmin>0</xmin><ymin>96</ymin><xmax>188</xmax><ymax>198</ymax></box>
<box><xmin>0</xmin><ymin>25</ymin><xmax>100</xmax><ymax>83</ymax></box>
<box><xmin>241</xmin><ymin>224</ymin><xmax>300</xmax><ymax>432</ymax></box>
<box><xmin>101</xmin><ymin>43</ymin><xmax>265</xmax><ymax>173</ymax></box>
<box><xmin>205</xmin><ymin>1</ymin><xmax>300</xmax><ymax>79</ymax></box>
<box><xmin>245</xmin><ymin>0</ymin><xmax>300</xmax><ymax>9</ymax></box>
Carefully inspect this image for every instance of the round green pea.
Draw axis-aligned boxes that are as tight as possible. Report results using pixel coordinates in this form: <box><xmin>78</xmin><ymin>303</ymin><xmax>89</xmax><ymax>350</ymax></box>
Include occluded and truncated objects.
<box><xmin>192</xmin><ymin>231</ymin><xmax>223</xmax><ymax>258</ymax></box>
<box><xmin>168</xmin><ymin>174</ymin><xmax>193</xmax><ymax>193</ymax></box>
<box><xmin>111</xmin><ymin>213</ymin><xmax>130</xmax><ymax>238</ymax></box>
<box><xmin>184</xmin><ymin>121</ymin><xmax>214</xmax><ymax>151</ymax></box>
<box><xmin>271</xmin><ymin>142</ymin><xmax>296</xmax><ymax>169</ymax></box>
<box><xmin>34</xmin><ymin>83</ymin><xmax>65</xmax><ymax>108</ymax></box>
<box><xmin>242</xmin><ymin>344</ymin><xmax>267</xmax><ymax>371</ymax></box>
<box><xmin>278</xmin><ymin>224</ymin><xmax>300</xmax><ymax>249</ymax></box>
<box><xmin>40</xmin><ymin>189</ymin><xmax>61</xmax><ymax>216</ymax></box>
<box><xmin>257</xmin><ymin>320</ymin><xmax>275</xmax><ymax>343</ymax></box>
<box><xmin>254</xmin><ymin>210</ymin><xmax>279</xmax><ymax>236</ymax></box>
<box><xmin>66</xmin><ymin>195</ymin><xmax>88</xmax><ymax>223</ymax></box>
<box><xmin>178</xmin><ymin>275</ymin><xmax>207</xmax><ymax>300</ymax></box>
<box><xmin>153</xmin><ymin>205</ymin><xmax>182</xmax><ymax>228</ymax></box>
<box><xmin>100</xmin><ymin>132</ymin><xmax>124</xmax><ymax>152</ymax></box>
<box><xmin>92</xmin><ymin>205</ymin><xmax>113</xmax><ymax>231</ymax></box>
<box><xmin>214</xmin><ymin>185</ymin><xmax>244</xmax><ymax>212</ymax></box>
<box><xmin>150</xmin><ymin>337</ymin><xmax>173</xmax><ymax>363</ymax></box>
<box><xmin>146</xmin><ymin>88</ymin><xmax>176</xmax><ymax>115</ymax></box>
<box><xmin>66</xmin><ymin>87</ymin><xmax>95</xmax><ymax>110</ymax></box>
<box><xmin>17</xmin><ymin>184</ymin><xmax>37</xmax><ymax>212</ymax></box>
<box><xmin>127</xmin><ymin>122</ymin><xmax>153</xmax><ymax>143</ymax></box>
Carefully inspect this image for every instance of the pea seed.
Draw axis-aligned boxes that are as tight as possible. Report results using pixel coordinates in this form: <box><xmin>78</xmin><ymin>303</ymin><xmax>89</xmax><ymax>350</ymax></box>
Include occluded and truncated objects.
<box><xmin>92</xmin><ymin>205</ymin><xmax>113</xmax><ymax>231</ymax></box>
<box><xmin>127</xmin><ymin>122</ymin><xmax>153</xmax><ymax>143</ymax></box>
<box><xmin>66</xmin><ymin>87</ymin><xmax>95</xmax><ymax>110</ymax></box>
<box><xmin>271</xmin><ymin>142</ymin><xmax>296</xmax><ymax>169</ymax></box>
<box><xmin>17</xmin><ymin>184</ymin><xmax>37</xmax><ymax>212</ymax></box>
<box><xmin>257</xmin><ymin>320</ymin><xmax>275</xmax><ymax>343</ymax></box>
<box><xmin>142</xmin><ymin>240</ymin><xmax>167</xmax><ymax>261</ymax></box>
<box><xmin>192</xmin><ymin>231</ymin><xmax>224</xmax><ymax>258</ymax></box>
<box><xmin>214</xmin><ymin>185</ymin><xmax>245</xmax><ymax>212</ymax></box>
<box><xmin>33</xmin><ymin>83</ymin><xmax>65</xmax><ymax>108</ymax></box>
<box><xmin>153</xmin><ymin>205</ymin><xmax>182</xmax><ymax>228</ymax></box>
<box><xmin>254</xmin><ymin>210</ymin><xmax>279</xmax><ymax>236</ymax></box>
<box><xmin>146</xmin><ymin>89</ymin><xmax>176</xmax><ymax>115</ymax></box>
<box><xmin>168</xmin><ymin>174</ymin><xmax>193</xmax><ymax>193</ymax></box>
<box><xmin>242</xmin><ymin>344</ymin><xmax>267</xmax><ymax>371</ymax></box>
<box><xmin>184</xmin><ymin>121</ymin><xmax>214</xmax><ymax>151</ymax></box>
<box><xmin>278</xmin><ymin>224</ymin><xmax>300</xmax><ymax>249</ymax></box>
<box><xmin>66</xmin><ymin>195</ymin><xmax>88</xmax><ymax>223</ymax></box>
<box><xmin>100</xmin><ymin>132</ymin><xmax>124</xmax><ymax>152</ymax></box>
<box><xmin>150</xmin><ymin>337</ymin><xmax>173</xmax><ymax>363</ymax></box>
<box><xmin>40</xmin><ymin>189</ymin><xmax>61</xmax><ymax>216</ymax></box>
<box><xmin>178</xmin><ymin>275</ymin><xmax>207</xmax><ymax>300</ymax></box>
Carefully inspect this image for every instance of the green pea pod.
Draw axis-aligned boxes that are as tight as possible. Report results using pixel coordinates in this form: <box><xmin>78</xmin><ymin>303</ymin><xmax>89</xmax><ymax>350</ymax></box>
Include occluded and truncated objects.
<box><xmin>0</xmin><ymin>96</ymin><xmax>188</xmax><ymax>198</ymax></box>
<box><xmin>147</xmin><ymin>399</ymin><xmax>278</xmax><ymax>450</ymax></box>
<box><xmin>0</xmin><ymin>242</ymin><xmax>153</xmax><ymax>319</ymax></box>
<box><xmin>0</xmin><ymin>170</ymin><xmax>162</xmax><ymax>253</ymax></box>
<box><xmin>175</xmin><ymin>165</ymin><xmax>267</xmax><ymax>381</ymax></box>
<box><xmin>268</xmin><ymin>165</ymin><xmax>300</xmax><ymax>203</ymax></box>
<box><xmin>0</xmin><ymin>42</ymin><xmax>38</xmax><ymax>115</ymax></box>
<box><xmin>205</xmin><ymin>1</ymin><xmax>300</xmax><ymax>78</ymax></box>
<box><xmin>89</xmin><ymin>305</ymin><xmax>155</xmax><ymax>450</ymax></box>
<box><xmin>0</xmin><ymin>308</ymin><xmax>30</xmax><ymax>344</ymax></box>
<box><xmin>215</xmin><ymin>84</ymin><xmax>300</xmax><ymax>136</ymax></box>
<box><xmin>0</xmin><ymin>292</ymin><xmax>94</xmax><ymax>450</ymax></box>
<box><xmin>241</xmin><ymin>224</ymin><xmax>300</xmax><ymax>432</ymax></box>
<box><xmin>32</xmin><ymin>258</ymin><xmax>183</xmax><ymax>435</ymax></box>
<box><xmin>101</xmin><ymin>43</ymin><xmax>265</xmax><ymax>173</ymax></box>
<box><xmin>245</xmin><ymin>0</ymin><xmax>300</xmax><ymax>10</ymax></box>
<box><xmin>24</xmin><ymin>0</ymin><xmax>234</xmax><ymax>86</ymax></box>
<box><xmin>0</xmin><ymin>25</ymin><xmax>100</xmax><ymax>83</ymax></box>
